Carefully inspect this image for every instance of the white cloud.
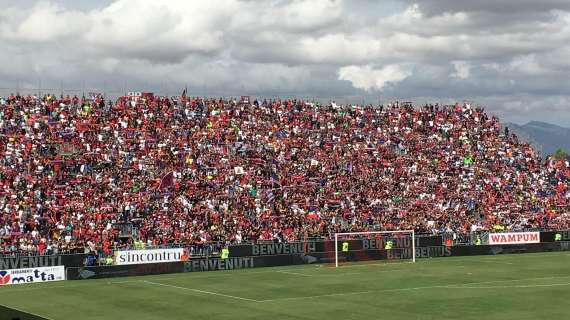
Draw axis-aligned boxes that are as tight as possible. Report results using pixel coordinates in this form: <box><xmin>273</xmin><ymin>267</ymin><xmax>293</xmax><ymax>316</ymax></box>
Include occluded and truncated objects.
<box><xmin>337</xmin><ymin>64</ymin><xmax>411</xmax><ymax>91</ymax></box>
<box><xmin>508</xmin><ymin>54</ymin><xmax>542</xmax><ymax>74</ymax></box>
<box><xmin>450</xmin><ymin>61</ymin><xmax>471</xmax><ymax>79</ymax></box>
<box><xmin>0</xmin><ymin>2</ymin><xmax>88</xmax><ymax>41</ymax></box>
<box><xmin>279</xmin><ymin>0</ymin><xmax>343</xmax><ymax>32</ymax></box>
<box><xmin>0</xmin><ymin>0</ymin><xmax>569</xmax><ymax>124</ymax></box>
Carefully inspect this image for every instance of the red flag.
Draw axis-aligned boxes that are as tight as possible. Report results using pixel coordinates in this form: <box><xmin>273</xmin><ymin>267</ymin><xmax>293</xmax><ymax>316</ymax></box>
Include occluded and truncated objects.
<box><xmin>159</xmin><ymin>171</ymin><xmax>174</xmax><ymax>191</ymax></box>
<box><xmin>181</xmin><ymin>87</ymin><xmax>187</xmax><ymax>105</ymax></box>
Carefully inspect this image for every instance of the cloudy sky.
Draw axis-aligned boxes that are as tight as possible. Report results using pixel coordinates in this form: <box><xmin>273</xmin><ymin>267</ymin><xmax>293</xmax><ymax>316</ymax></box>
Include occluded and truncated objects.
<box><xmin>1</xmin><ymin>0</ymin><xmax>570</xmax><ymax>126</ymax></box>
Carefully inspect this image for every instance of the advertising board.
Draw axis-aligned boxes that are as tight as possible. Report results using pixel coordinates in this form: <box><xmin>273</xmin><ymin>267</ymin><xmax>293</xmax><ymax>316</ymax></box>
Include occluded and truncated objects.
<box><xmin>66</xmin><ymin>241</ymin><xmax>570</xmax><ymax>280</ymax></box>
<box><xmin>114</xmin><ymin>248</ymin><xmax>188</xmax><ymax>265</ymax></box>
<box><xmin>229</xmin><ymin>237</ymin><xmax>442</xmax><ymax>258</ymax></box>
<box><xmin>488</xmin><ymin>232</ymin><xmax>540</xmax><ymax>245</ymax></box>
<box><xmin>0</xmin><ymin>254</ymin><xmax>86</xmax><ymax>269</ymax></box>
<box><xmin>185</xmin><ymin>257</ymin><xmax>255</xmax><ymax>272</ymax></box>
<box><xmin>67</xmin><ymin>262</ymin><xmax>184</xmax><ymax>280</ymax></box>
<box><xmin>0</xmin><ymin>266</ymin><xmax>65</xmax><ymax>286</ymax></box>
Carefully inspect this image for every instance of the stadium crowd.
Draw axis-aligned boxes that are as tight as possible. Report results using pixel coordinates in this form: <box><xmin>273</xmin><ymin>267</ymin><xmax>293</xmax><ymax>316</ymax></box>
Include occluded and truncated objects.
<box><xmin>0</xmin><ymin>93</ymin><xmax>569</xmax><ymax>255</ymax></box>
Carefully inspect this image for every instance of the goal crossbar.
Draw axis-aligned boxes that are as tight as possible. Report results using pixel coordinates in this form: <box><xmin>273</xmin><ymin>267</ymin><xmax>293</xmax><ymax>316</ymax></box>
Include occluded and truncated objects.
<box><xmin>334</xmin><ymin>230</ymin><xmax>416</xmax><ymax>267</ymax></box>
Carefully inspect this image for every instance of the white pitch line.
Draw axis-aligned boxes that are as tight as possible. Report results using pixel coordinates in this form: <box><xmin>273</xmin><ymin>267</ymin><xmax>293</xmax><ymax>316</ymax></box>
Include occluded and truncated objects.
<box><xmin>2</xmin><ymin>271</ymin><xmax>569</xmax><ymax>302</ymax></box>
<box><xmin>258</xmin><ymin>275</ymin><xmax>570</xmax><ymax>303</ymax></box>
<box><xmin>298</xmin><ymin>269</ymin><xmax>408</xmax><ymax>277</ymax></box>
<box><xmin>477</xmin><ymin>257</ymin><xmax>515</xmax><ymax>264</ymax></box>
<box><xmin>447</xmin><ymin>283</ymin><xmax>570</xmax><ymax>289</ymax></box>
<box><xmin>0</xmin><ymin>277</ymin><xmax>173</xmax><ymax>293</ymax></box>
<box><xmin>142</xmin><ymin>280</ymin><xmax>259</xmax><ymax>302</ymax></box>
<box><xmin>477</xmin><ymin>260</ymin><xmax>514</xmax><ymax>265</ymax></box>
<box><xmin>259</xmin><ymin>290</ymin><xmax>373</xmax><ymax>302</ymax></box>
<box><xmin>259</xmin><ymin>285</ymin><xmax>458</xmax><ymax>302</ymax></box>
<box><xmin>276</xmin><ymin>270</ymin><xmax>313</xmax><ymax>277</ymax></box>
<box><xmin>456</xmin><ymin>274</ymin><xmax>570</xmax><ymax>285</ymax></box>
<box><xmin>428</xmin><ymin>252</ymin><xmax>570</xmax><ymax>264</ymax></box>
<box><xmin>326</xmin><ymin>262</ymin><xmax>413</xmax><ymax>269</ymax></box>
<box><xmin>0</xmin><ymin>284</ymin><xmax>85</xmax><ymax>292</ymax></box>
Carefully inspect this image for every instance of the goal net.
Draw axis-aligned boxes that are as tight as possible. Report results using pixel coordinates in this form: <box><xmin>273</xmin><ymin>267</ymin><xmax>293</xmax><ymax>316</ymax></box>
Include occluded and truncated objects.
<box><xmin>334</xmin><ymin>230</ymin><xmax>416</xmax><ymax>267</ymax></box>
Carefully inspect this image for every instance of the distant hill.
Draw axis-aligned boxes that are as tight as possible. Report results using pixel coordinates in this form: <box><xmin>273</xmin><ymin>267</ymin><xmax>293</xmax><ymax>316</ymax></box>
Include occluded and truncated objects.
<box><xmin>504</xmin><ymin>121</ymin><xmax>570</xmax><ymax>157</ymax></box>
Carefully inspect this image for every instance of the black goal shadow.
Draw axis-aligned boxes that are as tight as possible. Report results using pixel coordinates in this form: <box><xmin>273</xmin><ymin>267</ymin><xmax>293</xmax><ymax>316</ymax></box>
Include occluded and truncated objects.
<box><xmin>0</xmin><ymin>305</ymin><xmax>49</xmax><ymax>320</ymax></box>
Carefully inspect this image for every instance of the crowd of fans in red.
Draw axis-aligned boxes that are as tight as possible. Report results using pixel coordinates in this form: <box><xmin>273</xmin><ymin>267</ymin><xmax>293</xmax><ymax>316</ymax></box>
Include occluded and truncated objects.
<box><xmin>0</xmin><ymin>92</ymin><xmax>569</xmax><ymax>255</ymax></box>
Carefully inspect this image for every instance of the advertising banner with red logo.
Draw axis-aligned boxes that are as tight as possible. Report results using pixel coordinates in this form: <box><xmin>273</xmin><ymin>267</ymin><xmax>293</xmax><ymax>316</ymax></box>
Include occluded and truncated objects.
<box><xmin>0</xmin><ymin>266</ymin><xmax>65</xmax><ymax>286</ymax></box>
<box><xmin>114</xmin><ymin>248</ymin><xmax>189</xmax><ymax>265</ymax></box>
<box><xmin>488</xmin><ymin>232</ymin><xmax>540</xmax><ymax>245</ymax></box>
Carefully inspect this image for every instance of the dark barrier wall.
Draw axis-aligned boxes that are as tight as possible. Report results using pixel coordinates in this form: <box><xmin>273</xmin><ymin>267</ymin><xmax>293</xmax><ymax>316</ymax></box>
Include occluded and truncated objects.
<box><xmin>184</xmin><ymin>255</ymin><xmax>308</xmax><ymax>272</ymax></box>
<box><xmin>312</xmin><ymin>241</ymin><xmax>570</xmax><ymax>263</ymax></box>
<box><xmin>540</xmin><ymin>230</ymin><xmax>570</xmax><ymax>243</ymax></box>
<box><xmin>0</xmin><ymin>254</ymin><xmax>86</xmax><ymax>269</ymax></box>
<box><xmin>462</xmin><ymin>241</ymin><xmax>570</xmax><ymax>255</ymax></box>
<box><xmin>2</xmin><ymin>232</ymin><xmax>560</xmax><ymax>271</ymax></box>
<box><xmin>229</xmin><ymin>236</ymin><xmax>442</xmax><ymax>258</ymax></box>
<box><xmin>67</xmin><ymin>262</ymin><xmax>184</xmax><ymax>280</ymax></box>
<box><xmin>226</xmin><ymin>241</ymin><xmax>570</xmax><ymax>268</ymax></box>
<box><xmin>417</xmin><ymin>235</ymin><xmax>443</xmax><ymax>247</ymax></box>
<box><xmin>67</xmin><ymin>241</ymin><xmax>570</xmax><ymax>280</ymax></box>
<box><xmin>229</xmin><ymin>242</ymin><xmax>317</xmax><ymax>258</ymax></box>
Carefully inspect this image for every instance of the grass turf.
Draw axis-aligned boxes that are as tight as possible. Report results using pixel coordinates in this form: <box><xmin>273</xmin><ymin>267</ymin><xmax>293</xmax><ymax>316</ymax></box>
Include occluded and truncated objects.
<box><xmin>0</xmin><ymin>251</ymin><xmax>569</xmax><ymax>320</ymax></box>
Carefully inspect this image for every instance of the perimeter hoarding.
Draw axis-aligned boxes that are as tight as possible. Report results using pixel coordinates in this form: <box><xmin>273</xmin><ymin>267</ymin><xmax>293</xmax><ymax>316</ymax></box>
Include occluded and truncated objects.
<box><xmin>229</xmin><ymin>236</ymin><xmax>442</xmax><ymax>258</ymax></box>
<box><xmin>67</xmin><ymin>262</ymin><xmax>184</xmax><ymax>280</ymax></box>
<box><xmin>0</xmin><ymin>266</ymin><xmax>65</xmax><ymax>286</ymax></box>
<box><xmin>488</xmin><ymin>232</ymin><xmax>540</xmax><ymax>245</ymax></box>
<box><xmin>0</xmin><ymin>254</ymin><xmax>87</xmax><ymax>269</ymax></box>
<box><xmin>114</xmin><ymin>248</ymin><xmax>188</xmax><ymax>265</ymax></box>
<box><xmin>66</xmin><ymin>241</ymin><xmax>570</xmax><ymax>280</ymax></box>
<box><xmin>184</xmin><ymin>255</ymin><xmax>309</xmax><ymax>272</ymax></box>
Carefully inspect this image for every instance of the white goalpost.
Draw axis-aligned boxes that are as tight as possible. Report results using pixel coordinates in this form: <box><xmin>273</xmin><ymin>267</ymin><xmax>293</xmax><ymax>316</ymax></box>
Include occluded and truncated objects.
<box><xmin>334</xmin><ymin>230</ymin><xmax>416</xmax><ymax>268</ymax></box>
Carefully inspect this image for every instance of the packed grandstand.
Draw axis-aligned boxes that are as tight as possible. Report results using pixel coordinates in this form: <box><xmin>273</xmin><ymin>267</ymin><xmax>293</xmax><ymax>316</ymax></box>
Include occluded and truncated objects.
<box><xmin>0</xmin><ymin>93</ymin><xmax>569</xmax><ymax>256</ymax></box>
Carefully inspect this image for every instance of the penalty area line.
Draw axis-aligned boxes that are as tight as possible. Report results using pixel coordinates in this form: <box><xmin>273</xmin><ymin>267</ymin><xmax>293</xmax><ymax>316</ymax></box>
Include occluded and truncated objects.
<box><xmin>259</xmin><ymin>290</ymin><xmax>373</xmax><ymax>302</ymax></box>
<box><xmin>141</xmin><ymin>280</ymin><xmax>260</xmax><ymax>302</ymax></box>
<box><xmin>0</xmin><ymin>277</ymin><xmax>178</xmax><ymax>293</ymax></box>
<box><xmin>447</xmin><ymin>282</ymin><xmax>570</xmax><ymax>289</ymax></box>
<box><xmin>258</xmin><ymin>275</ymin><xmax>570</xmax><ymax>303</ymax></box>
<box><xmin>276</xmin><ymin>270</ymin><xmax>313</xmax><ymax>277</ymax></box>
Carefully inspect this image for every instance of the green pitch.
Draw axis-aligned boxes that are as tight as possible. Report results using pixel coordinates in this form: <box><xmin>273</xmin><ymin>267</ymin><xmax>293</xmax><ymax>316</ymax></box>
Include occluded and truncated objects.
<box><xmin>1</xmin><ymin>252</ymin><xmax>569</xmax><ymax>320</ymax></box>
